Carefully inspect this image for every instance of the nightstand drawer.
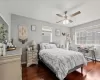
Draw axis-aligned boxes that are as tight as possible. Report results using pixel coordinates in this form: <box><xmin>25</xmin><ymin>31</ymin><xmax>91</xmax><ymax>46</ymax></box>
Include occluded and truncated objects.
<box><xmin>33</xmin><ymin>57</ymin><xmax>38</xmax><ymax>60</ymax></box>
<box><xmin>33</xmin><ymin>50</ymin><xmax>38</xmax><ymax>53</ymax></box>
<box><xmin>27</xmin><ymin>51</ymin><xmax>33</xmax><ymax>54</ymax></box>
<box><xmin>32</xmin><ymin>59</ymin><xmax>38</xmax><ymax>64</ymax></box>
<box><xmin>33</xmin><ymin>58</ymin><xmax>38</xmax><ymax>61</ymax></box>
<box><xmin>33</xmin><ymin>61</ymin><xmax>38</xmax><ymax>64</ymax></box>
<box><xmin>27</xmin><ymin>53</ymin><xmax>33</xmax><ymax>57</ymax></box>
<box><xmin>32</xmin><ymin>54</ymin><xmax>37</xmax><ymax>58</ymax></box>
<box><xmin>27</xmin><ymin>56</ymin><xmax>33</xmax><ymax>60</ymax></box>
<box><xmin>27</xmin><ymin>59</ymin><xmax>33</xmax><ymax>63</ymax></box>
<box><xmin>33</xmin><ymin>52</ymin><xmax>37</xmax><ymax>55</ymax></box>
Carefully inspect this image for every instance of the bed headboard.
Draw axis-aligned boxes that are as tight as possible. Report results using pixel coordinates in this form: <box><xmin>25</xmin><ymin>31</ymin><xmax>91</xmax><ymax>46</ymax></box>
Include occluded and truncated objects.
<box><xmin>37</xmin><ymin>44</ymin><xmax>40</xmax><ymax>59</ymax></box>
<box><xmin>37</xmin><ymin>44</ymin><xmax>40</xmax><ymax>53</ymax></box>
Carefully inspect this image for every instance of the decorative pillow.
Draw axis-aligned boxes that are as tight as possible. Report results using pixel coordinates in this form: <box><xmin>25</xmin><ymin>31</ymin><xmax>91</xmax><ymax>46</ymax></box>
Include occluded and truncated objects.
<box><xmin>50</xmin><ymin>44</ymin><xmax>57</xmax><ymax>49</ymax></box>
<box><xmin>44</xmin><ymin>44</ymin><xmax>51</xmax><ymax>49</ymax></box>
<box><xmin>40</xmin><ymin>43</ymin><xmax>57</xmax><ymax>49</ymax></box>
<box><xmin>40</xmin><ymin>43</ymin><xmax>49</xmax><ymax>50</ymax></box>
<box><xmin>49</xmin><ymin>42</ymin><xmax>60</xmax><ymax>48</ymax></box>
<box><xmin>44</xmin><ymin>44</ymin><xmax>57</xmax><ymax>49</ymax></box>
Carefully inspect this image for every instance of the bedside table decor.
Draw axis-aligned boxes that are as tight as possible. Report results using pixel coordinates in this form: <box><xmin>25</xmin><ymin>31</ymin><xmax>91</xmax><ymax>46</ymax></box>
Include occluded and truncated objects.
<box><xmin>6</xmin><ymin>40</ymin><xmax>16</xmax><ymax>51</ymax></box>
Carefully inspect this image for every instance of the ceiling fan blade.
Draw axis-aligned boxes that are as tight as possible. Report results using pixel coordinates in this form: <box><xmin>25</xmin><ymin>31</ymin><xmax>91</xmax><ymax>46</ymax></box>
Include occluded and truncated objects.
<box><xmin>69</xmin><ymin>19</ymin><xmax>73</xmax><ymax>23</ymax></box>
<box><xmin>71</xmin><ymin>11</ymin><xmax>81</xmax><ymax>17</ymax></box>
<box><xmin>56</xmin><ymin>14</ymin><xmax>63</xmax><ymax>17</ymax></box>
<box><xmin>56</xmin><ymin>19</ymin><xmax>64</xmax><ymax>23</ymax></box>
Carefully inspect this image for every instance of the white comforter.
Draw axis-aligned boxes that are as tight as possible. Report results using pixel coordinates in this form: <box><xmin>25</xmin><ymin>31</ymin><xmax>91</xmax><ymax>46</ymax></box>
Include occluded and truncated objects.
<box><xmin>39</xmin><ymin>48</ymin><xmax>87</xmax><ymax>80</ymax></box>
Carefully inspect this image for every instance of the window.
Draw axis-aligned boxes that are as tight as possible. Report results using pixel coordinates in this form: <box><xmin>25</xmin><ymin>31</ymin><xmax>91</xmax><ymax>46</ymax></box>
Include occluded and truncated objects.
<box><xmin>75</xmin><ymin>26</ymin><xmax>100</xmax><ymax>45</ymax></box>
<box><xmin>42</xmin><ymin>26</ymin><xmax>52</xmax><ymax>42</ymax></box>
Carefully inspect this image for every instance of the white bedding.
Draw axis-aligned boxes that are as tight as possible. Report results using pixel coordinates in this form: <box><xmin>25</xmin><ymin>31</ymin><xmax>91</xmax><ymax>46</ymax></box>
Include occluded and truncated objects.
<box><xmin>39</xmin><ymin>48</ymin><xmax>87</xmax><ymax>80</ymax></box>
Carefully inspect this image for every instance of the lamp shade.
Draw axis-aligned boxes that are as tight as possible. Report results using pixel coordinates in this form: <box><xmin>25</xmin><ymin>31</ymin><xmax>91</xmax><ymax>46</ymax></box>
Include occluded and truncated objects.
<box><xmin>32</xmin><ymin>40</ymin><xmax>36</xmax><ymax>46</ymax></box>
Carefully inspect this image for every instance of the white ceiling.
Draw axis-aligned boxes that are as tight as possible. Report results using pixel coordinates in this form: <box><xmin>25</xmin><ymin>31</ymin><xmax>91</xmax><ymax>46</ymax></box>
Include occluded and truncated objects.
<box><xmin>3</xmin><ymin>0</ymin><xmax>100</xmax><ymax>27</ymax></box>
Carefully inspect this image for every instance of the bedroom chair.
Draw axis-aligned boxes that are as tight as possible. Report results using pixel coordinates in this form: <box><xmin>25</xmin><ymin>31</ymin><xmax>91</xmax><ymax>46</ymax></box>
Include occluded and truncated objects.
<box><xmin>77</xmin><ymin>47</ymin><xmax>96</xmax><ymax>63</ymax></box>
<box><xmin>77</xmin><ymin>47</ymin><xmax>89</xmax><ymax>60</ymax></box>
<box><xmin>89</xmin><ymin>49</ymin><xmax>96</xmax><ymax>63</ymax></box>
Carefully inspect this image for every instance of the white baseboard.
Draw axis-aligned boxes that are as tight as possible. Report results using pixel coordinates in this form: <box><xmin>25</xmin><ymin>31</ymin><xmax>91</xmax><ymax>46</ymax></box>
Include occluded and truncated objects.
<box><xmin>21</xmin><ymin>62</ymin><xmax>26</xmax><ymax>64</ymax></box>
<box><xmin>86</xmin><ymin>57</ymin><xmax>100</xmax><ymax>61</ymax></box>
<box><xmin>95</xmin><ymin>58</ymin><xmax>100</xmax><ymax>61</ymax></box>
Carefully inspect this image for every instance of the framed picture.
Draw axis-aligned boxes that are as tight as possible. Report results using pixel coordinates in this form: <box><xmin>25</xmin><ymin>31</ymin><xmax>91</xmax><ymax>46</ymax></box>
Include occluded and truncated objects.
<box><xmin>18</xmin><ymin>25</ymin><xmax>28</xmax><ymax>44</ymax></box>
<box><xmin>31</xmin><ymin>25</ymin><xmax>36</xmax><ymax>31</ymax></box>
<box><xmin>55</xmin><ymin>29</ymin><xmax>61</xmax><ymax>36</ymax></box>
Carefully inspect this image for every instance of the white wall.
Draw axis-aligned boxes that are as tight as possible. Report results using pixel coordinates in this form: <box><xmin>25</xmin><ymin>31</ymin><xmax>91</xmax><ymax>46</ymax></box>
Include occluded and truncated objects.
<box><xmin>0</xmin><ymin>1</ymin><xmax>11</xmax><ymax>40</ymax></box>
<box><xmin>68</xmin><ymin>0</ymin><xmax>100</xmax><ymax>27</ymax></box>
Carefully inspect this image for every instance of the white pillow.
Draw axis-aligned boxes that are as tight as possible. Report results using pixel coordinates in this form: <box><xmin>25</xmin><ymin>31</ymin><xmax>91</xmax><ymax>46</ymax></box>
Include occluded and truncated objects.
<box><xmin>45</xmin><ymin>44</ymin><xmax>57</xmax><ymax>49</ymax></box>
<box><xmin>40</xmin><ymin>43</ymin><xmax>49</xmax><ymax>50</ymax></box>
<box><xmin>50</xmin><ymin>44</ymin><xmax>57</xmax><ymax>49</ymax></box>
<box><xmin>44</xmin><ymin>44</ymin><xmax>51</xmax><ymax>49</ymax></box>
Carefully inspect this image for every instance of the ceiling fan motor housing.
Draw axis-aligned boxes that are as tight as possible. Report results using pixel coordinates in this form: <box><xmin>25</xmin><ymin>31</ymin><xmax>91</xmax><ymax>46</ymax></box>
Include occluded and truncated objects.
<box><xmin>65</xmin><ymin>11</ymin><xmax>67</xmax><ymax>14</ymax></box>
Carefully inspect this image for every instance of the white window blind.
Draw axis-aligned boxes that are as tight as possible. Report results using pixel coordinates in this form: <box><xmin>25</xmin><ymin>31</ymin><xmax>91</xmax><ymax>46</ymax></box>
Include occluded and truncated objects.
<box><xmin>42</xmin><ymin>26</ymin><xmax>52</xmax><ymax>43</ymax></box>
<box><xmin>75</xmin><ymin>25</ymin><xmax>100</xmax><ymax>45</ymax></box>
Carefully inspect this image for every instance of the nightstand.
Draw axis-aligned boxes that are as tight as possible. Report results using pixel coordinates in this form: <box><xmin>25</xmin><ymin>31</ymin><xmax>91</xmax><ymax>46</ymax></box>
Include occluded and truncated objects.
<box><xmin>27</xmin><ymin>50</ymin><xmax>38</xmax><ymax>67</ymax></box>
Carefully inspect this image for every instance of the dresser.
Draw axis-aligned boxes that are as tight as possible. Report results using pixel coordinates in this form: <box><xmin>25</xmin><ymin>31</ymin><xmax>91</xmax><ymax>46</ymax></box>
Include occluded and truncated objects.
<box><xmin>0</xmin><ymin>48</ymin><xmax>22</xmax><ymax>80</ymax></box>
<box><xmin>27</xmin><ymin>50</ymin><xmax>38</xmax><ymax>67</ymax></box>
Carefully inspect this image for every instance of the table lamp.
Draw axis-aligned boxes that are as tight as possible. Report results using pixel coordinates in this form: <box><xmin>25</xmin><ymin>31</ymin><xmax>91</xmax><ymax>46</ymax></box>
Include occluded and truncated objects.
<box><xmin>31</xmin><ymin>40</ymin><xmax>37</xmax><ymax>50</ymax></box>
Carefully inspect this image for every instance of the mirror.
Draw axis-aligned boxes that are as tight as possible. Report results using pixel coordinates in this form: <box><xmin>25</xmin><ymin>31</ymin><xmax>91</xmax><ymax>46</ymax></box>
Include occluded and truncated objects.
<box><xmin>0</xmin><ymin>16</ymin><xmax>8</xmax><ymax>43</ymax></box>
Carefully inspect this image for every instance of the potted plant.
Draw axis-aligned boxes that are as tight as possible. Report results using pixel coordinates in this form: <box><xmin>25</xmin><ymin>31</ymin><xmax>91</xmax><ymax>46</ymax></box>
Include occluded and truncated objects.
<box><xmin>0</xmin><ymin>24</ymin><xmax>8</xmax><ymax>43</ymax></box>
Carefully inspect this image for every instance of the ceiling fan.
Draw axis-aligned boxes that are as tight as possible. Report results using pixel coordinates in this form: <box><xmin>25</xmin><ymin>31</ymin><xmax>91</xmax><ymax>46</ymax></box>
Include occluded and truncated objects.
<box><xmin>56</xmin><ymin>11</ymin><xmax>81</xmax><ymax>24</ymax></box>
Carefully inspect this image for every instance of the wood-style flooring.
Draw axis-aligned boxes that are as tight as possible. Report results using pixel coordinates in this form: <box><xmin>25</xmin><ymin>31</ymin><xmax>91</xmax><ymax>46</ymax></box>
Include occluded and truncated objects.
<box><xmin>22</xmin><ymin>61</ymin><xmax>100</xmax><ymax>80</ymax></box>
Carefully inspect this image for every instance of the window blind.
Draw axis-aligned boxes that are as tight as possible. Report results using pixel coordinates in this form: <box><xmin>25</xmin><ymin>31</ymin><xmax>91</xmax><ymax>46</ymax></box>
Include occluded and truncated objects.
<box><xmin>75</xmin><ymin>24</ymin><xmax>100</xmax><ymax>45</ymax></box>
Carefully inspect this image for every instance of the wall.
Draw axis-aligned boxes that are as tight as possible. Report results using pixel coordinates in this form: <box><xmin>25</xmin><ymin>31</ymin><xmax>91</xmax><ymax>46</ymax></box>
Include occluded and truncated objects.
<box><xmin>0</xmin><ymin>1</ymin><xmax>11</xmax><ymax>40</ymax></box>
<box><xmin>11</xmin><ymin>14</ymin><xmax>70</xmax><ymax>63</ymax></box>
<box><xmin>6</xmin><ymin>0</ymin><xmax>100</xmax><ymax>27</ymax></box>
<box><xmin>70</xmin><ymin>19</ymin><xmax>100</xmax><ymax>60</ymax></box>
<box><xmin>0</xmin><ymin>16</ymin><xmax>8</xmax><ymax>42</ymax></box>
<box><xmin>0</xmin><ymin>16</ymin><xmax>8</xmax><ymax>31</ymax></box>
<box><xmin>68</xmin><ymin>0</ymin><xmax>100</xmax><ymax>27</ymax></box>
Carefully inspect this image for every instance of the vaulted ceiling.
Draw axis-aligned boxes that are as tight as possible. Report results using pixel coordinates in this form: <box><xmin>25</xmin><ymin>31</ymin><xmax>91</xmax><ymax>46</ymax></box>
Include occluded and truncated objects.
<box><xmin>1</xmin><ymin>0</ymin><xmax>100</xmax><ymax>27</ymax></box>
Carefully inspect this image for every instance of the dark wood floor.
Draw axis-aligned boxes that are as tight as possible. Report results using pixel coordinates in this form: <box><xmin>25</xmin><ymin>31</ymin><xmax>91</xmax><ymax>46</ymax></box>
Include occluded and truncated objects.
<box><xmin>22</xmin><ymin>61</ymin><xmax>100</xmax><ymax>80</ymax></box>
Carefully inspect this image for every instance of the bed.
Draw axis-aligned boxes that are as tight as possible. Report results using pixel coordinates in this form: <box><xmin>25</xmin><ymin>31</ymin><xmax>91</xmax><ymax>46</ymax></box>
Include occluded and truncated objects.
<box><xmin>37</xmin><ymin>43</ymin><xmax>87</xmax><ymax>80</ymax></box>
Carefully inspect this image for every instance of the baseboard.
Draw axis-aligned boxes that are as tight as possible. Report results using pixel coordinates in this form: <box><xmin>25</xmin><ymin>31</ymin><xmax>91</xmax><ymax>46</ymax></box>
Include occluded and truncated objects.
<box><xmin>95</xmin><ymin>59</ymin><xmax>100</xmax><ymax>61</ymax></box>
<box><xmin>86</xmin><ymin>57</ymin><xmax>100</xmax><ymax>61</ymax></box>
<box><xmin>21</xmin><ymin>62</ymin><xmax>26</xmax><ymax>64</ymax></box>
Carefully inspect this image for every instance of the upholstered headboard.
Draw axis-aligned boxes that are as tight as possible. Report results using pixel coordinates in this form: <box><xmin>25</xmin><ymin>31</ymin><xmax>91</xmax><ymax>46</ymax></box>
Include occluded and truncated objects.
<box><xmin>37</xmin><ymin>44</ymin><xmax>40</xmax><ymax>59</ymax></box>
<box><xmin>37</xmin><ymin>44</ymin><xmax>40</xmax><ymax>53</ymax></box>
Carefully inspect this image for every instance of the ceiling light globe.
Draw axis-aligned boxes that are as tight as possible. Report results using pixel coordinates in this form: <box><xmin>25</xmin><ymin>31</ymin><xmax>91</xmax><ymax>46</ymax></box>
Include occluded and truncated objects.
<box><xmin>63</xmin><ymin>20</ymin><xmax>69</xmax><ymax>24</ymax></box>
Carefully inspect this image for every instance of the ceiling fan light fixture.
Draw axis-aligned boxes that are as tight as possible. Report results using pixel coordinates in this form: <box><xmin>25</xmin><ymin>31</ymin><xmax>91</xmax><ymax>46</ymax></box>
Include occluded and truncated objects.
<box><xmin>63</xmin><ymin>20</ymin><xmax>69</xmax><ymax>24</ymax></box>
